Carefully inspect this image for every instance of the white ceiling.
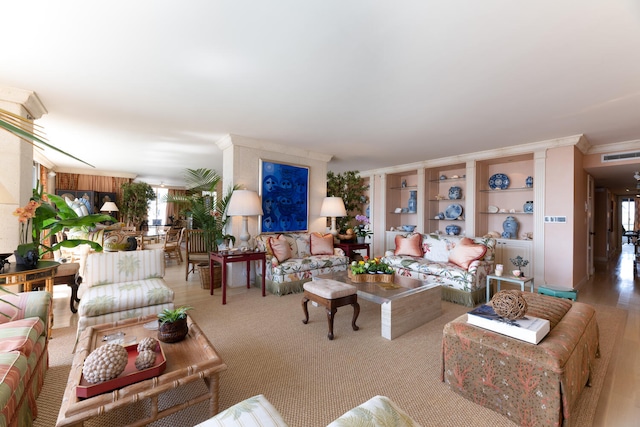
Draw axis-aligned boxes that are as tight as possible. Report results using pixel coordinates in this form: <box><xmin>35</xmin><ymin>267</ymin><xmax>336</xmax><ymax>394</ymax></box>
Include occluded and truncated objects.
<box><xmin>2</xmin><ymin>1</ymin><xmax>640</xmax><ymax>191</ymax></box>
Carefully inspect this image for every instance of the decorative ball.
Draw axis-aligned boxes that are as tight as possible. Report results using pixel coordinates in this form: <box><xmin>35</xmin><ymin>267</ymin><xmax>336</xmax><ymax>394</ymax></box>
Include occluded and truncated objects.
<box><xmin>137</xmin><ymin>337</ymin><xmax>159</xmax><ymax>353</ymax></box>
<box><xmin>135</xmin><ymin>349</ymin><xmax>157</xmax><ymax>370</ymax></box>
<box><xmin>491</xmin><ymin>290</ymin><xmax>528</xmax><ymax>320</ymax></box>
<box><xmin>82</xmin><ymin>343</ymin><xmax>128</xmax><ymax>384</ymax></box>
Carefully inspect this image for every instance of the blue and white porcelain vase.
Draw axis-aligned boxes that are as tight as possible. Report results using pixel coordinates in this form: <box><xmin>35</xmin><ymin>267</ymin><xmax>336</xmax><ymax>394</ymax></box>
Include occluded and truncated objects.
<box><xmin>408</xmin><ymin>190</ymin><xmax>417</xmax><ymax>213</ymax></box>
<box><xmin>525</xmin><ymin>176</ymin><xmax>533</xmax><ymax>188</ymax></box>
<box><xmin>523</xmin><ymin>201</ymin><xmax>533</xmax><ymax>213</ymax></box>
<box><xmin>448</xmin><ymin>186</ymin><xmax>462</xmax><ymax>200</ymax></box>
<box><xmin>502</xmin><ymin>216</ymin><xmax>518</xmax><ymax>239</ymax></box>
<box><xmin>445</xmin><ymin>224</ymin><xmax>461</xmax><ymax>236</ymax></box>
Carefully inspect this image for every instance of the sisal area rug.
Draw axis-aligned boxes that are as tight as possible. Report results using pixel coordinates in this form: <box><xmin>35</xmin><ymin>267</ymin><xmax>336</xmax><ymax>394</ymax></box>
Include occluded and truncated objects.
<box><xmin>38</xmin><ymin>288</ymin><xmax>626</xmax><ymax>427</ymax></box>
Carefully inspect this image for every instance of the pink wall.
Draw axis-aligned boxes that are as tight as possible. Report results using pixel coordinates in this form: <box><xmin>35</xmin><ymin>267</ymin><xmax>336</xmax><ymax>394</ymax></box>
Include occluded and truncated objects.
<box><xmin>544</xmin><ymin>146</ymin><xmax>577</xmax><ymax>287</ymax></box>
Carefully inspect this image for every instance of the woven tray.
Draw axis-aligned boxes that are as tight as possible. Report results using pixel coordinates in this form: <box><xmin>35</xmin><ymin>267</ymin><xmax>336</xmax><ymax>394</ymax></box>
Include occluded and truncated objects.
<box><xmin>348</xmin><ymin>269</ymin><xmax>394</xmax><ymax>283</ymax></box>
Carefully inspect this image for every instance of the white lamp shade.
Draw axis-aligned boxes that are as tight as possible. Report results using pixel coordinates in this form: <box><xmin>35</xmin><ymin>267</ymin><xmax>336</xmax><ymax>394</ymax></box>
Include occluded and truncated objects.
<box><xmin>227</xmin><ymin>190</ymin><xmax>263</xmax><ymax>216</ymax></box>
<box><xmin>320</xmin><ymin>197</ymin><xmax>346</xmax><ymax>217</ymax></box>
<box><xmin>100</xmin><ymin>201</ymin><xmax>119</xmax><ymax>212</ymax></box>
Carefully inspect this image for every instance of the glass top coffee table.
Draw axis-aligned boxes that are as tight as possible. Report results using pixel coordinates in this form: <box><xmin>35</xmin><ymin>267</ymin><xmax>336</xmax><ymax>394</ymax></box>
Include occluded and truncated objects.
<box><xmin>318</xmin><ymin>271</ymin><xmax>442</xmax><ymax>339</ymax></box>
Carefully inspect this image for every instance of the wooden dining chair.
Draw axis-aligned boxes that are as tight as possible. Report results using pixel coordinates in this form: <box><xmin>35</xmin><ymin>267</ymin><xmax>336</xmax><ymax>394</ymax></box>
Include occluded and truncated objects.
<box><xmin>163</xmin><ymin>227</ymin><xmax>183</xmax><ymax>264</ymax></box>
<box><xmin>185</xmin><ymin>229</ymin><xmax>215</xmax><ymax>280</ymax></box>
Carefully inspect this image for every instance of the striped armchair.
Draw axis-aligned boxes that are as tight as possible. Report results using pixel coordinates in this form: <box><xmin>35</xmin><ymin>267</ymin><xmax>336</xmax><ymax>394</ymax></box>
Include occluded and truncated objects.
<box><xmin>75</xmin><ymin>249</ymin><xmax>174</xmax><ymax>344</ymax></box>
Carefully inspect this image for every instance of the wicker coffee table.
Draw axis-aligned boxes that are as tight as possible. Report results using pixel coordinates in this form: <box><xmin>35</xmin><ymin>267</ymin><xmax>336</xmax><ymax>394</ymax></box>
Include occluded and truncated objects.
<box><xmin>56</xmin><ymin>315</ymin><xmax>227</xmax><ymax>427</ymax></box>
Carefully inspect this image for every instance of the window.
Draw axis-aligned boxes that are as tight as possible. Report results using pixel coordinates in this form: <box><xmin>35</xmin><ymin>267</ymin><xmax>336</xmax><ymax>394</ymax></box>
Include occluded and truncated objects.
<box><xmin>621</xmin><ymin>198</ymin><xmax>635</xmax><ymax>232</ymax></box>
<box><xmin>148</xmin><ymin>187</ymin><xmax>169</xmax><ymax>226</ymax></box>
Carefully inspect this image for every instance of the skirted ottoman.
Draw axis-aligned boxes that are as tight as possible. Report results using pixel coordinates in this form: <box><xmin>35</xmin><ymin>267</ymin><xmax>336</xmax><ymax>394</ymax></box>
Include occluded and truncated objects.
<box><xmin>442</xmin><ymin>292</ymin><xmax>599</xmax><ymax>427</ymax></box>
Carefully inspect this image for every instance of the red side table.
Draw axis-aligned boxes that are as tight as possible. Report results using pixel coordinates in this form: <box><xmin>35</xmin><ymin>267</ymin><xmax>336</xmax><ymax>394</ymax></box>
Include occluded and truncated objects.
<box><xmin>209</xmin><ymin>250</ymin><xmax>266</xmax><ymax>304</ymax></box>
<box><xmin>334</xmin><ymin>242</ymin><xmax>370</xmax><ymax>261</ymax></box>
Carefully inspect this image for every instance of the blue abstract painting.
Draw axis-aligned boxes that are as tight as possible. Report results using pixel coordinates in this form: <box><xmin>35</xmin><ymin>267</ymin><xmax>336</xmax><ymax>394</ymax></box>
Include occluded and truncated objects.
<box><xmin>260</xmin><ymin>160</ymin><xmax>309</xmax><ymax>232</ymax></box>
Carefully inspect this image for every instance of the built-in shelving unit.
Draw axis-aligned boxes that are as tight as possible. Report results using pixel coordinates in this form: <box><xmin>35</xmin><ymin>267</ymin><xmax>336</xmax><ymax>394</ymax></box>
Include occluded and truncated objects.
<box><xmin>426</xmin><ymin>164</ymin><xmax>466</xmax><ymax>235</ymax></box>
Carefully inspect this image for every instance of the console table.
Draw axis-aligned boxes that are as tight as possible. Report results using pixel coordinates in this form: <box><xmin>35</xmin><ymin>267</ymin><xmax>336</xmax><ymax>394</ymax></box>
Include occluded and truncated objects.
<box><xmin>209</xmin><ymin>250</ymin><xmax>266</xmax><ymax>304</ymax></box>
<box><xmin>334</xmin><ymin>242</ymin><xmax>370</xmax><ymax>261</ymax></box>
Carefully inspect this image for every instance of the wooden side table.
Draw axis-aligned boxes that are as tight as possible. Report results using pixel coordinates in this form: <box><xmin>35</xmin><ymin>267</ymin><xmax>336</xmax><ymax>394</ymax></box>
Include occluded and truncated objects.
<box><xmin>209</xmin><ymin>250</ymin><xmax>266</xmax><ymax>304</ymax></box>
<box><xmin>486</xmin><ymin>273</ymin><xmax>534</xmax><ymax>303</ymax></box>
<box><xmin>334</xmin><ymin>242</ymin><xmax>370</xmax><ymax>261</ymax></box>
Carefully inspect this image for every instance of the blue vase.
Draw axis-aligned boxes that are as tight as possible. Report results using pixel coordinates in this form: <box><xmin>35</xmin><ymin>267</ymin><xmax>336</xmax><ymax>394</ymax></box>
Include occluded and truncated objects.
<box><xmin>523</xmin><ymin>201</ymin><xmax>533</xmax><ymax>213</ymax></box>
<box><xmin>408</xmin><ymin>191</ymin><xmax>417</xmax><ymax>213</ymax></box>
<box><xmin>445</xmin><ymin>224</ymin><xmax>461</xmax><ymax>236</ymax></box>
<box><xmin>448</xmin><ymin>186</ymin><xmax>462</xmax><ymax>200</ymax></box>
<box><xmin>502</xmin><ymin>216</ymin><xmax>518</xmax><ymax>239</ymax></box>
<box><xmin>526</xmin><ymin>176</ymin><xmax>533</xmax><ymax>188</ymax></box>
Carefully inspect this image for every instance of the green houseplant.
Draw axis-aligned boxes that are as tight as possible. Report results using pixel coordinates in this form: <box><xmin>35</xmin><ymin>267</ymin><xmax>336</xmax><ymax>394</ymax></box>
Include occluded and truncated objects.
<box><xmin>157</xmin><ymin>306</ymin><xmax>193</xmax><ymax>343</ymax></box>
<box><xmin>166</xmin><ymin>168</ymin><xmax>238</xmax><ymax>251</ymax></box>
<box><xmin>326</xmin><ymin>170</ymin><xmax>370</xmax><ymax>234</ymax></box>
<box><xmin>120</xmin><ymin>182</ymin><xmax>156</xmax><ymax>229</ymax></box>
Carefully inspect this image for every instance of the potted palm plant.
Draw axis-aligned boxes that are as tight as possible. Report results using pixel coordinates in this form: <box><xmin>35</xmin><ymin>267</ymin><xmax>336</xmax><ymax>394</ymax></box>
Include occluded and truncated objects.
<box><xmin>166</xmin><ymin>168</ymin><xmax>239</xmax><ymax>288</ymax></box>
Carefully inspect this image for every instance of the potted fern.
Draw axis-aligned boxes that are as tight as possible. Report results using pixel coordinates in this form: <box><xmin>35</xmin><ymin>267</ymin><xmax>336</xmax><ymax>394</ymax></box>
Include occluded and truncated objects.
<box><xmin>157</xmin><ymin>306</ymin><xmax>193</xmax><ymax>343</ymax></box>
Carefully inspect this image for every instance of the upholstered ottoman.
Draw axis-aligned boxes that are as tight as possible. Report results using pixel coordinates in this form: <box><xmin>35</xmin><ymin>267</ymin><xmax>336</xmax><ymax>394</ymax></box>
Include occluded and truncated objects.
<box><xmin>302</xmin><ymin>278</ymin><xmax>359</xmax><ymax>340</ymax></box>
<box><xmin>442</xmin><ymin>292</ymin><xmax>599</xmax><ymax>426</ymax></box>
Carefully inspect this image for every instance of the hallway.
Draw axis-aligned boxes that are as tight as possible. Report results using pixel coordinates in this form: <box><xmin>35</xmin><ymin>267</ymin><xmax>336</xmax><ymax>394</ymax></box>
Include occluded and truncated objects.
<box><xmin>585</xmin><ymin>243</ymin><xmax>640</xmax><ymax>426</ymax></box>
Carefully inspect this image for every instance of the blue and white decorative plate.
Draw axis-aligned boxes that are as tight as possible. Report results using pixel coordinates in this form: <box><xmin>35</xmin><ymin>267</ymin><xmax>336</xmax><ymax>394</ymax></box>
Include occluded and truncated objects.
<box><xmin>489</xmin><ymin>173</ymin><xmax>510</xmax><ymax>190</ymax></box>
<box><xmin>445</xmin><ymin>203</ymin><xmax>463</xmax><ymax>220</ymax></box>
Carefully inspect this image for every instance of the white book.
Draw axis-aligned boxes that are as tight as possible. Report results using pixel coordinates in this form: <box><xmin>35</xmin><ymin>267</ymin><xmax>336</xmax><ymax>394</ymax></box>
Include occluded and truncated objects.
<box><xmin>467</xmin><ymin>305</ymin><xmax>550</xmax><ymax>344</ymax></box>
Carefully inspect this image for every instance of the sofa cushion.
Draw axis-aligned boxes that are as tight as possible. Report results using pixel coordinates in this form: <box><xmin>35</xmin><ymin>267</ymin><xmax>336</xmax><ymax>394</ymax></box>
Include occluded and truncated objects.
<box><xmin>327</xmin><ymin>395</ymin><xmax>422</xmax><ymax>427</ymax></box>
<box><xmin>268</xmin><ymin>235</ymin><xmax>292</xmax><ymax>263</ymax></box>
<box><xmin>78</xmin><ymin>278</ymin><xmax>174</xmax><ymax>318</ymax></box>
<box><xmin>310</xmin><ymin>232</ymin><xmax>334</xmax><ymax>255</ymax></box>
<box><xmin>84</xmin><ymin>249</ymin><xmax>165</xmax><ymax>287</ymax></box>
<box><xmin>395</xmin><ymin>233</ymin><xmax>423</xmax><ymax>257</ymax></box>
<box><xmin>195</xmin><ymin>394</ymin><xmax>289</xmax><ymax>427</ymax></box>
<box><xmin>448</xmin><ymin>237</ymin><xmax>487</xmax><ymax>269</ymax></box>
<box><xmin>0</xmin><ymin>318</ymin><xmax>45</xmax><ymax>358</ymax></box>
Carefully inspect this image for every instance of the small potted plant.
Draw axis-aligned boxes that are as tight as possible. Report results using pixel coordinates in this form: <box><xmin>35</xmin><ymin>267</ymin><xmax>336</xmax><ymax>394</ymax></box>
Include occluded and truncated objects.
<box><xmin>157</xmin><ymin>306</ymin><xmax>193</xmax><ymax>343</ymax></box>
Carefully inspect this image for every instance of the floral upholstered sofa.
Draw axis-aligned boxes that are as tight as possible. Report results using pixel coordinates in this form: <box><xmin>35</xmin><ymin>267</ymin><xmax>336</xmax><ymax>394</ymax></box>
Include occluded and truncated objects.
<box><xmin>254</xmin><ymin>232</ymin><xmax>349</xmax><ymax>296</ymax></box>
<box><xmin>0</xmin><ymin>291</ymin><xmax>51</xmax><ymax>427</ymax></box>
<box><xmin>75</xmin><ymin>249</ymin><xmax>174</xmax><ymax>344</ymax></box>
<box><xmin>382</xmin><ymin>233</ymin><xmax>496</xmax><ymax>306</ymax></box>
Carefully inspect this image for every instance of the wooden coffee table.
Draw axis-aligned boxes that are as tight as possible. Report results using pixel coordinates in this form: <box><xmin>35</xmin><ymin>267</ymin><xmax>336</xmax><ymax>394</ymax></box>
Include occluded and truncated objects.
<box><xmin>56</xmin><ymin>315</ymin><xmax>227</xmax><ymax>427</ymax></box>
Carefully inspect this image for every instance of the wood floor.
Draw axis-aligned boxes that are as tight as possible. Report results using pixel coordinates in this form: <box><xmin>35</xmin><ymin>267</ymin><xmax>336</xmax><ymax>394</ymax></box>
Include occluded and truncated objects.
<box><xmin>51</xmin><ymin>245</ymin><xmax>640</xmax><ymax>427</ymax></box>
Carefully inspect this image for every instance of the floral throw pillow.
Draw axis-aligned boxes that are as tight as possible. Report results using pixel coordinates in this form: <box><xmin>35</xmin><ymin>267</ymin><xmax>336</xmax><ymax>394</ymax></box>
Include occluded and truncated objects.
<box><xmin>395</xmin><ymin>233</ymin><xmax>423</xmax><ymax>257</ymax></box>
<box><xmin>448</xmin><ymin>237</ymin><xmax>487</xmax><ymax>269</ymax></box>
<box><xmin>268</xmin><ymin>235</ymin><xmax>292</xmax><ymax>263</ymax></box>
<box><xmin>310</xmin><ymin>232</ymin><xmax>334</xmax><ymax>255</ymax></box>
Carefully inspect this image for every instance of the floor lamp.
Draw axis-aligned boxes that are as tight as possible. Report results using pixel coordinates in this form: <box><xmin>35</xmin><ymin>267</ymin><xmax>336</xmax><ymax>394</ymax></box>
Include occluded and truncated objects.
<box><xmin>227</xmin><ymin>190</ymin><xmax>264</xmax><ymax>250</ymax></box>
<box><xmin>320</xmin><ymin>197</ymin><xmax>346</xmax><ymax>237</ymax></box>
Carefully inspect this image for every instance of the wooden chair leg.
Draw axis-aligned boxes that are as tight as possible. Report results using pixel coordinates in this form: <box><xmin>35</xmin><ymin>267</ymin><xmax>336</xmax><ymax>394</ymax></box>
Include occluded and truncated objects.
<box><xmin>301</xmin><ymin>297</ymin><xmax>310</xmax><ymax>324</ymax></box>
<box><xmin>325</xmin><ymin>307</ymin><xmax>337</xmax><ymax>340</ymax></box>
<box><xmin>351</xmin><ymin>302</ymin><xmax>360</xmax><ymax>331</ymax></box>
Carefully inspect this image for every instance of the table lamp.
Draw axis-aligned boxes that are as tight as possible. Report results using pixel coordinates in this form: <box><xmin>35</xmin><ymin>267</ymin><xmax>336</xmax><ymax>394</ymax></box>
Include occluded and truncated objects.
<box><xmin>227</xmin><ymin>190</ymin><xmax>263</xmax><ymax>250</ymax></box>
<box><xmin>100</xmin><ymin>201</ymin><xmax>119</xmax><ymax>215</ymax></box>
<box><xmin>320</xmin><ymin>197</ymin><xmax>346</xmax><ymax>237</ymax></box>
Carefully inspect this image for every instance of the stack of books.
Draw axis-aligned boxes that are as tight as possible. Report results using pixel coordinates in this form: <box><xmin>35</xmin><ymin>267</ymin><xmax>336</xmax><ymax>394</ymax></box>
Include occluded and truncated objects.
<box><xmin>467</xmin><ymin>304</ymin><xmax>550</xmax><ymax>344</ymax></box>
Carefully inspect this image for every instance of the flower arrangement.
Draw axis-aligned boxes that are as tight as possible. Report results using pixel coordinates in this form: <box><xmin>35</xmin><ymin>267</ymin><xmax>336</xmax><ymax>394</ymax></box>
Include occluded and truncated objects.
<box><xmin>13</xmin><ymin>200</ymin><xmax>42</xmax><ymax>254</ymax></box>
<box><xmin>350</xmin><ymin>256</ymin><xmax>393</xmax><ymax>275</ymax></box>
<box><xmin>353</xmin><ymin>214</ymin><xmax>373</xmax><ymax>238</ymax></box>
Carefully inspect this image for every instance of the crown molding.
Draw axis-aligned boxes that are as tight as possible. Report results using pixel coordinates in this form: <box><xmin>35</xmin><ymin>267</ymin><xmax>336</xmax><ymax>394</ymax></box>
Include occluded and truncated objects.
<box><xmin>0</xmin><ymin>87</ymin><xmax>47</xmax><ymax>119</ymax></box>
<box><xmin>217</xmin><ymin>133</ymin><xmax>333</xmax><ymax>163</ymax></box>
<box><xmin>52</xmin><ymin>166</ymin><xmax>137</xmax><ymax>179</ymax></box>
<box><xmin>586</xmin><ymin>139</ymin><xmax>640</xmax><ymax>155</ymax></box>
